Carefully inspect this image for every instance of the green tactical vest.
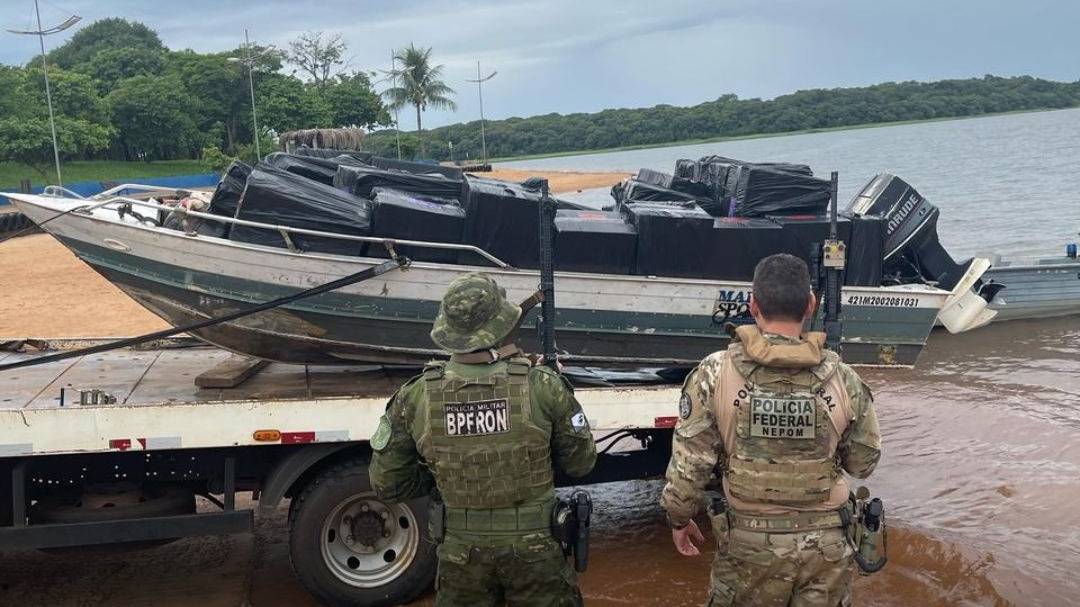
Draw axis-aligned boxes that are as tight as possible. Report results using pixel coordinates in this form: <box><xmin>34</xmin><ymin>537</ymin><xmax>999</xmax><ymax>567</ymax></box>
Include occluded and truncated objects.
<box><xmin>417</xmin><ymin>357</ymin><xmax>554</xmax><ymax>510</ymax></box>
<box><xmin>724</xmin><ymin>349</ymin><xmax>843</xmax><ymax>507</ymax></box>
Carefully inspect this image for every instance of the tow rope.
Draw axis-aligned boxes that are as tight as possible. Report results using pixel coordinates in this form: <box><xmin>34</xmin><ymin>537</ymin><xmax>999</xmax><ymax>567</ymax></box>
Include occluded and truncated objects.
<box><xmin>0</xmin><ymin>256</ymin><xmax>410</xmax><ymax>372</ymax></box>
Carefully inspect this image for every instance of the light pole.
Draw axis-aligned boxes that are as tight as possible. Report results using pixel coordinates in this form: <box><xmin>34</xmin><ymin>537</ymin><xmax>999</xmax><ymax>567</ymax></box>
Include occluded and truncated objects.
<box><xmin>390</xmin><ymin>49</ymin><xmax>403</xmax><ymax>160</ymax></box>
<box><xmin>228</xmin><ymin>30</ymin><xmax>270</xmax><ymax>160</ymax></box>
<box><xmin>465</xmin><ymin>61</ymin><xmax>497</xmax><ymax>166</ymax></box>
<box><xmin>6</xmin><ymin>1</ymin><xmax>81</xmax><ymax>187</ymax></box>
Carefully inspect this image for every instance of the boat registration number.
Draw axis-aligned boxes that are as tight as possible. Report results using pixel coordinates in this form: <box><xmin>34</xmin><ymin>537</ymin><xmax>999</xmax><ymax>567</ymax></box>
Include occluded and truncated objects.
<box><xmin>845</xmin><ymin>295</ymin><xmax>921</xmax><ymax>307</ymax></box>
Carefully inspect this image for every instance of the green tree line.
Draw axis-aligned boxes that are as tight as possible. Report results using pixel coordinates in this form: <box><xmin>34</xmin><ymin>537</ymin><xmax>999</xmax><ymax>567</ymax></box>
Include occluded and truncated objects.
<box><xmin>363</xmin><ymin>75</ymin><xmax>1080</xmax><ymax>162</ymax></box>
<box><xmin>0</xmin><ymin>18</ymin><xmax>389</xmax><ymax>177</ymax></box>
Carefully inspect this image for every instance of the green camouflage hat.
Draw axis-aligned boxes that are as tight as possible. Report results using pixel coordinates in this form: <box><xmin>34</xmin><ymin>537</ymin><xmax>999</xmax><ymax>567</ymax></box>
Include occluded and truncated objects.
<box><xmin>430</xmin><ymin>273</ymin><xmax>522</xmax><ymax>353</ymax></box>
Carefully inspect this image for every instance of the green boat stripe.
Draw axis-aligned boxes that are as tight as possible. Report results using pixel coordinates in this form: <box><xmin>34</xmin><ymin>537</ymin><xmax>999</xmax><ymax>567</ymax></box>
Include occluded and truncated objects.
<box><xmin>61</xmin><ymin>236</ymin><xmax>937</xmax><ymax>342</ymax></box>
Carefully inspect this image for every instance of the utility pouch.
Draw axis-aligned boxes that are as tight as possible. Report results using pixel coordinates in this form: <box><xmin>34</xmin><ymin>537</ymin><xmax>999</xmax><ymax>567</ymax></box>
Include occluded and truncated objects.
<box><xmin>707</xmin><ymin>494</ymin><xmax>730</xmax><ymax>553</ymax></box>
<box><xmin>430</xmin><ymin>499</ymin><xmax>446</xmax><ymax>544</ymax></box>
<box><xmin>551</xmin><ymin>498</ymin><xmax>574</xmax><ymax>555</ymax></box>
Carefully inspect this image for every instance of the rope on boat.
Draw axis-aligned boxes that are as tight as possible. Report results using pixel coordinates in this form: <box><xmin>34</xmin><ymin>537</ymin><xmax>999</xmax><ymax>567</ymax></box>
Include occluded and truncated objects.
<box><xmin>0</xmin><ymin>257</ymin><xmax>411</xmax><ymax>372</ymax></box>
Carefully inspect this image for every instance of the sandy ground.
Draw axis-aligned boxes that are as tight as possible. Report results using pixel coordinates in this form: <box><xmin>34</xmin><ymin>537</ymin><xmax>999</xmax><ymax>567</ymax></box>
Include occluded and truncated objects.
<box><xmin>0</xmin><ymin>170</ymin><xmax>627</xmax><ymax>338</ymax></box>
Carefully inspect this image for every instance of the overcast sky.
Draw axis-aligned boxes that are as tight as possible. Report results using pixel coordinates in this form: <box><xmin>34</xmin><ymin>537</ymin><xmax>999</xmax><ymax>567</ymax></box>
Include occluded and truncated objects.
<box><xmin>3</xmin><ymin>0</ymin><xmax>1078</xmax><ymax>128</ymax></box>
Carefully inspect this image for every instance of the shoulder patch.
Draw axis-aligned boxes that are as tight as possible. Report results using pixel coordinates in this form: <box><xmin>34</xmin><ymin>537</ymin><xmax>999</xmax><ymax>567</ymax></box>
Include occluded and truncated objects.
<box><xmin>570</xmin><ymin>411</ymin><xmax>589</xmax><ymax>433</ymax></box>
<box><xmin>371</xmin><ymin>415</ymin><xmax>392</xmax><ymax>451</ymax></box>
<box><xmin>679</xmin><ymin>393</ymin><xmax>693</xmax><ymax>419</ymax></box>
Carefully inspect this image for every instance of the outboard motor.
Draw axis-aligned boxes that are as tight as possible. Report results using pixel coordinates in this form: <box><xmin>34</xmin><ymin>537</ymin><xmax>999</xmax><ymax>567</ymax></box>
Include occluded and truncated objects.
<box><xmin>848</xmin><ymin>174</ymin><xmax>971</xmax><ymax>291</ymax></box>
<box><xmin>848</xmin><ymin>174</ymin><xmax>1001</xmax><ymax>333</ymax></box>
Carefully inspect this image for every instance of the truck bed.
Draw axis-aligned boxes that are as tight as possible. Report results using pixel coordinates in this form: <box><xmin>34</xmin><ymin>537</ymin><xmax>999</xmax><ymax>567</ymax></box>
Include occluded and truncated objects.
<box><xmin>0</xmin><ymin>346</ymin><xmax>680</xmax><ymax>457</ymax></box>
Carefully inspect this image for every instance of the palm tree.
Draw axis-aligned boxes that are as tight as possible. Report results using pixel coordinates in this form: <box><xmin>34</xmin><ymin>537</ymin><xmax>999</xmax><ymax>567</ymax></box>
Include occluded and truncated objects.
<box><xmin>382</xmin><ymin>44</ymin><xmax>456</xmax><ymax>156</ymax></box>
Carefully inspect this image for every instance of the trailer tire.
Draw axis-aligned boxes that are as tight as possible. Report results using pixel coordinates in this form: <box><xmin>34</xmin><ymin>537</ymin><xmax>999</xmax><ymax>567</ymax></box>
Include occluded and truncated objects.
<box><xmin>288</xmin><ymin>458</ymin><xmax>435</xmax><ymax>607</ymax></box>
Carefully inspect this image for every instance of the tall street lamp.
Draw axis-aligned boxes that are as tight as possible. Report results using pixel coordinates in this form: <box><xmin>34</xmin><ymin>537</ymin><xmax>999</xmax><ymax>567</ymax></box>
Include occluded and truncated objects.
<box><xmin>228</xmin><ymin>30</ymin><xmax>271</xmax><ymax>160</ymax></box>
<box><xmin>465</xmin><ymin>61</ymin><xmax>497</xmax><ymax>166</ymax></box>
<box><xmin>6</xmin><ymin>0</ymin><xmax>81</xmax><ymax>187</ymax></box>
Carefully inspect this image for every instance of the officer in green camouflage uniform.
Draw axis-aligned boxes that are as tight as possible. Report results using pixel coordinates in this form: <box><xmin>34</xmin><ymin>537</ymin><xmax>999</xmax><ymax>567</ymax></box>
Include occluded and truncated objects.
<box><xmin>660</xmin><ymin>254</ymin><xmax>881</xmax><ymax>607</ymax></box>
<box><xmin>370</xmin><ymin>272</ymin><xmax>597</xmax><ymax>607</ymax></box>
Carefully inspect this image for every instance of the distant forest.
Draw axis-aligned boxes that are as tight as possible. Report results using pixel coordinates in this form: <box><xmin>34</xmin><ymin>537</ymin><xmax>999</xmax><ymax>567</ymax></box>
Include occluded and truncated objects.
<box><xmin>364</xmin><ymin>75</ymin><xmax>1080</xmax><ymax>161</ymax></box>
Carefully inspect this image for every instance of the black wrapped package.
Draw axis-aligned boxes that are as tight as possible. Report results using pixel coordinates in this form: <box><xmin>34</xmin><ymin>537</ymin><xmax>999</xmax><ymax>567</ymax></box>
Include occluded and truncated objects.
<box><xmin>615</xmin><ymin>180</ymin><xmax>711</xmax><ymax>207</ymax></box>
<box><xmin>229</xmin><ymin>163</ymin><xmax>371</xmax><ymax>256</ymax></box>
<box><xmin>367</xmin><ymin>187</ymin><xmax>465</xmax><ymax>264</ymax></box>
<box><xmin>728</xmin><ymin>165</ymin><xmax>831</xmax><ymax>217</ymax></box>
<box><xmin>554</xmin><ymin>210</ymin><xmax>637</xmax><ymax>275</ymax></box>
<box><xmin>207</xmin><ymin>161</ymin><xmax>252</xmax><ymax>219</ymax></box>
<box><xmin>335</xmin><ymin>165</ymin><xmax>466</xmax><ymax>200</ymax></box>
<box><xmin>635</xmin><ymin>168</ymin><xmax>674</xmax><ymax>189</ymax></box>
<box><xmin>264</xmin><ymin>152</ymin><xmax>368</xmax><ymax>186</ymax></box>
<box><xmin>768</xmin><ymin>214</ymin><xmax>852</xmax><ymax>269</ymax></box>
<box><xmin>292</xmin><ymin>147</ymin><xmax>374</xmax><ymax>163</ymax></box>
<box><xmin>845</xmin><ymin>214</ymin><xmax>884</xmax><ymax>286</ymax></box>
<box><xmin>674</xmin><ymin>159</ymin><xmax>696</xmax><ymax>179</ymax></box>
<box><xmin>372</xmin><ymin>157</ymin><xmax>464</xmax><ymax>180</ymax></box>
<box><xmin>460</xmin><ymin>178</ymin><xmax>546</xmax><ymax>268</ymax></box>
<box><xmin>698</xmin><ymin>156</ymin><xmax>813</xmax><ymax>177</ymax></box>
<box><xmin>709</xmin><ymin>217</ymin><xmax>787</xmax><ymax>281</ymax></box>
<box><xmin>622</xmin><ymin>203</ymin><xmax>717</xmax><ymax>278</ymax></box>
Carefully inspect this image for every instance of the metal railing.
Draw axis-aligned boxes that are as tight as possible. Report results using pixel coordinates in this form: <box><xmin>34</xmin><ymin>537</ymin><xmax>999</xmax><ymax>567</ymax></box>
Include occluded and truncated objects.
<box><xmin>41</xmin><ymin>183</ymin><xmax>511</xmax><ymax>268</ymax></box>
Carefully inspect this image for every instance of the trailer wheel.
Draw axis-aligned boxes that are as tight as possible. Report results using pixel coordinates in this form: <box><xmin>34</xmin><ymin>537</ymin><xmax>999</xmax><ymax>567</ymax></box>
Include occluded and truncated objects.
<box><xmin>288</xmin><ymin>458</ymin><xmax>435</xmax><ymax>607</ymax></box>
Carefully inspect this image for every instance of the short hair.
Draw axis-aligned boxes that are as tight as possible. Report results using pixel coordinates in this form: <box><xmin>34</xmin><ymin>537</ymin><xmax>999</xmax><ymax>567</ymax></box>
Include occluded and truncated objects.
<box><xmin>752</xmin><ymin>254</ymin><xmax>812</xmax><ymax>322</ymax></box>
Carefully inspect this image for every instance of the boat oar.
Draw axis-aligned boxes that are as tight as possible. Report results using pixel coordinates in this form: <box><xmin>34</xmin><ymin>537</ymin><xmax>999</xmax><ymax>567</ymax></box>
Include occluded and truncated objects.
<box><xmin>0</xmin><ymin>257</ymin><xmax>410</xmax><ymax>372</ymax></box>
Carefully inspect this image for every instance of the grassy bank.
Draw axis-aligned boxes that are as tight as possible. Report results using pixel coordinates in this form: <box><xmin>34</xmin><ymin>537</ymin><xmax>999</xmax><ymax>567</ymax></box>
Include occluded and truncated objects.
<box><xmin>489</xmin><ymin>107</ymin><xmax>1065</xmax><ymax>164</ymax></box>
<box><xmin>0</xmin><ymin>160</ymin><xmax>209</xmax><ymax>190</ymax></box>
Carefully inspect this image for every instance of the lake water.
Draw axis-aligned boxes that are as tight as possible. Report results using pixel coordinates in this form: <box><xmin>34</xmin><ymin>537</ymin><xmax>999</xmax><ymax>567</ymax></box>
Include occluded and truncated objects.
<box><xmin>499</xmin><ymin>108</ymin><xmax>1080</xmax><ymax>260</ymax></box>
<box><xmin>500</xmin><ymin>111</ymin><xmax>1080</xmax><ymax>606</ymax></box>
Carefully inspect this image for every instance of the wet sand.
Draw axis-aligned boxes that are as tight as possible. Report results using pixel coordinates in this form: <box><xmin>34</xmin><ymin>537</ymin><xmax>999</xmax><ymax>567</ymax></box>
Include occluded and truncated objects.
<box><xmin>0</xmin><ymin>170</ymin><xmax>629</xmax><ymax>338</ymax></box>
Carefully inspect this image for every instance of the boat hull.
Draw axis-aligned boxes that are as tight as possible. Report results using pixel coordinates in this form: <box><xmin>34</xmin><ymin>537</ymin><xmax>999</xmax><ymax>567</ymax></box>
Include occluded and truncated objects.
<box><xmin>984</xmin><ymin>260</ymin><xmax>1080</xmax><ymax>322</ymax></box>
<box><xmin>13</xmin><ymin>194</ymin><xmax>950</xmax><ymax>367</ymax></box>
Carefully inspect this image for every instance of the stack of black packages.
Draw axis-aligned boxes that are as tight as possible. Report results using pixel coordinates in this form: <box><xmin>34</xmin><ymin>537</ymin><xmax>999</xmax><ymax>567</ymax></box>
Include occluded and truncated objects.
<box><xmin>554</xmin><ymin>210</ymin><xmax>637</xmax><ymax>274</ymax></box>
<box><xmin>366</xmin><ymin>187</ymin><xmax>466</xmax><ymax>263</ymax></box>
<box><xmin>335</xmin><ymin>164</ymin><xmax>466</xmax><ymax>200</ymax></box>
<box><xmin>621</xmin><ymin>202</ymin><xmax>718</xmax><ymax>278</ymax></box>
<box><xmin>844</xmin><ymin>215</ymin><xmax>884</xmax><ymax>286</ymax></box>
<box><xmin>230</xmin><ymin>163</ymin><xmax>372</xmax><ymax>256</ymax></box>
<box><xmin>710</xmin><ymin>217</ymin><xmax>787</xmax><ymax>281</ymax></box>
<box><xmin>265</xmin><ymin>152</ymin><xmax>369</xmax><ymax>187</ymax></box>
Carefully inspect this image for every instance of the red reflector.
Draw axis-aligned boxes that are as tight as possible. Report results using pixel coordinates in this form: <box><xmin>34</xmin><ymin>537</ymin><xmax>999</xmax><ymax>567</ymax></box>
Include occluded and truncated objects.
<box><xmin>654</xmin><ymin>416</ymin><xmax>677</xmax><ymax>428</ymax></box>
<box><xmin>281</xmin><ymin>431</ymin><xmax>316</xmax><ymax>444</ymax></box>
<box><xmin>109</xmin><ymin>439</ymin><xmax>132</xmax><ymax>451</ymax></box>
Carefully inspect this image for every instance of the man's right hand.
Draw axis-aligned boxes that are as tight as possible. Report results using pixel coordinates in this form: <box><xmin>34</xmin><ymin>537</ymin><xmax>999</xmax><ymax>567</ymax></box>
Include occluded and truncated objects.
<box><xmin>671</xmin><ymin>519</ymin><xmax>705</xmax><ymax>557</ymax></box>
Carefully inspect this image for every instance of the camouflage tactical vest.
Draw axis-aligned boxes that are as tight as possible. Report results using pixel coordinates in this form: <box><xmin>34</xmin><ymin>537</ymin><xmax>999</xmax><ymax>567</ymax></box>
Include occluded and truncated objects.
<box><xmin>717</xmin><ymin>345</ymin><xmax>853</xmax><ymax>507</ymax></box>
<box><xmin>417</xmin><ymin>357</ymin><xmax>554</xmax><ymax>509</ymax></box>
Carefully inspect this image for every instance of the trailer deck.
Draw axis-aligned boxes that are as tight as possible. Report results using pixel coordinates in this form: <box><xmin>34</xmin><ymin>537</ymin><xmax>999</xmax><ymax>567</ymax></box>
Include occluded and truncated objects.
<box><xmin>0</xmin><ymin>346</ymin><xmax>682</xmax><ymax>457</ymax></box>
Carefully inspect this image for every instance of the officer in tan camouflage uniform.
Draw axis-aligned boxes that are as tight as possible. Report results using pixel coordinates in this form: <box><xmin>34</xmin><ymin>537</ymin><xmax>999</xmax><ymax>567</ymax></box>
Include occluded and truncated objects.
<box><xmin>370</xmin><ymin>272</ymin><xmax>597</xmax><ymax>607</ymax></box>
<box><xmin>661</xmin><ymin>253</ymin><xmax>881</xmax><ymax>607</ymax></box>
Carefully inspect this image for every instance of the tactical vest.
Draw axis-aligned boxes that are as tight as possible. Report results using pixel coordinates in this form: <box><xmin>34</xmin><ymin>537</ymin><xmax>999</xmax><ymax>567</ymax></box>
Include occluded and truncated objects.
<box><xmin>715</xmin><ymin>344</ymin><xmax>854</xmax><ymax>509</ymax></box>
<box><xmin>417</xmin><ymin>357</ymin><xmax>554</xmax><ymax>510</ymax></box>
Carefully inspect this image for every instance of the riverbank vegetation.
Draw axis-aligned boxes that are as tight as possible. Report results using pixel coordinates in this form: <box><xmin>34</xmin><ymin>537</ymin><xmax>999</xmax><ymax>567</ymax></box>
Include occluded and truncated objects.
<box><xmin>364</xmin><ymin>75</ymin><xmax>1080</xmax><ymax>161</ymax></box>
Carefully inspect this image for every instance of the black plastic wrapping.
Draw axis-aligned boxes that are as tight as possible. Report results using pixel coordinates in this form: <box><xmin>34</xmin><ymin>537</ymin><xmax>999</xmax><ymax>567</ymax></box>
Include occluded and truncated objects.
<box><xmin>372</xmin><ymin>157</ymin><xmax>464</xmax><ymax>180</ymax></box>
<box><xmin>554</xmin><ymin>210</ymin><xmax>637</xmax><ymax>275</ymax></box>
<box><xmin>367</xmin><ymin>187</ymin><xmax>465</xmax><ymax>264</ymax></box>
<box><xmin>728</xmin><ymin>165</ymin><xmax>831</xmax><ymax>217</ymax></box>
<box><xmin>230</xmin><ymin>163</ymin><xmax>371</xmax><ymax>256</ymax></box>
<box><xmin>292</xmin><ymin>147</ymin><xmax>374</xmax><ymax>163</ymax></box>
<box><xmin>611</xmin><ymin>179</ymin><xmax>712</xmax><ymax>211</ymax></box>
<box><xmin>264</xmin><ymin>152</ymin><xmax>369</xmax><ymax>186</ymax></box>
<box><xmin>207</xmin><ymin>161</ymin><xmax>252</xmax><ymax>221</ymax></box>
<box><xmin>460</xmin><ymin>178</ymin><xmax>549</xmax><ymax>268</ymax></box>
<box><xmin>768</xmin><ymin>214</ymin><xmax>853</xmax><ymax>275</ymax></box>
<box><xmin>674</xmin><ymin>159</ymin><xmax>696</xmax><ymax>179</ymax></box>
<box><xmin>622</xmin><ymin>203</ymin><xmax>717</xmax><ymax>278</ymax></box>
<box><xmin>335</xmin><ymin>165</ymin><xmax>466</xmax><ymax>200</ymax></box>
<box><xmin>635</xmin><ymin>168</ymin><xmax>674</xmax><ymax>189</ymax></box>
<box><xmin>709</xmin><ymin>217</ymin><xmax>788</xmax><ymax>281</ymax></box>
<box><xmin>845</xmin><ymin>215</ymin><xmax>884</xmax><ymax>286</ymax></box>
